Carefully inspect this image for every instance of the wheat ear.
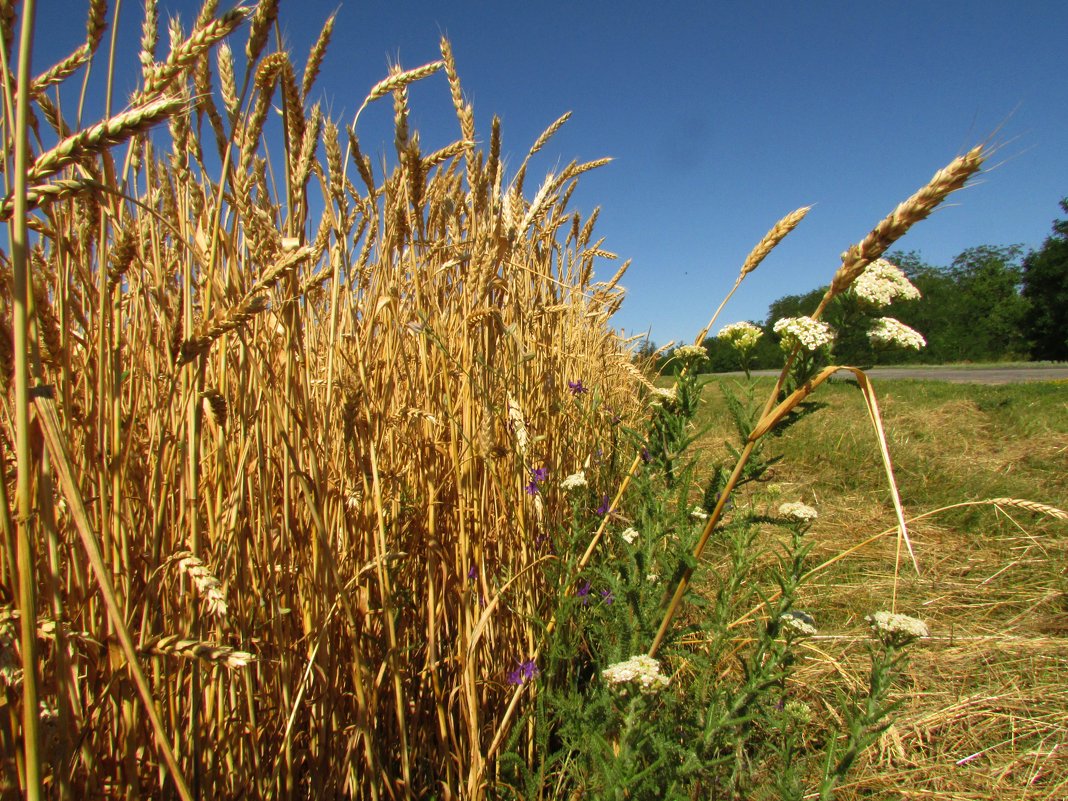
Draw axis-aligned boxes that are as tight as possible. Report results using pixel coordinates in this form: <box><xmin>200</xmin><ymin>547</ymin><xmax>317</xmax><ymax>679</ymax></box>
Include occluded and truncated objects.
<box><xmin>27</xmin><ymin>96</ymin><xmax>186</xmax><ymax>184</ymax></box>
<box><xmin>141</xmin><ymin>7</ymin><xmax>249</xmax><ymax>98</ymax></box>
<box><xmin>695</xmin><ymin>205</ymin><xmax>811</xmax><ymax>344</ymax></box>
<box><xmin>989</xmin><ymin>498</ymin><xmax>1068</xmax><ymax>520</ymax></box>
<box><xmin>825</xmin><ymin>145</ymin><xmax>985</xmax><ymax>302</ymax></box>
<box><xmin>174</xmin><ymin>551</ymin><xmax>228</xmax><ymax>617</ymax></box>
<box><xmin>140</xmin><ymin>635</ymin><xmax>253</xmax><ymax>669</ymax></box>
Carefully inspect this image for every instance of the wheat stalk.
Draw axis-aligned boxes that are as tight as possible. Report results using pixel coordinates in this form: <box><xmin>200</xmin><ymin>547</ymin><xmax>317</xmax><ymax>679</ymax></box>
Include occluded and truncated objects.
<box><xmin>140</xmin><ymin>6</ymin><xmax>248</xmax><ymax>99</ymax></box>
<box><xmin>244</xmin><ymin>0</ymin><xmax>278</xmax><ymax>64</ymax></box>
<box><xmin>140</xmin><ymin>635</ymin><xmax>254</xmax><ymax>668</ymax></box>
<box><xmin>694</xmin><ymin>205</ymin><xmax>811</xmax><ymax>344</ymax></box>
<box><xmin>27</xmin><ymin>95</ymin><xmax>186</xmax><ymax>184</ymax></box>
<box><xmin>301</xmin><ymin>11</ymin><xmax>335</xmax><ymax>98</ymax></box>
<box><xmin>824</xmin><ymin>146</ymin><xmax>986</xmax><ymax>303</ymax></box>
<box><xmin>0</xmin><ymin>177</ymin><xmax>103</xmax><ymax>219</ymax></box>
<box><xmin>365</xmin><ymin>60</ymin><xmax>444</xmax><ymax>105</ymax></box>
<box><xmin>989</xmin><ymin>497</ymin><xmax>1068</xmax><ymax>520</ymax></box>
<box><xmin>173</xmin><ymin>550</ymin><xmax>229</xmax><ymax>617</ymax></box>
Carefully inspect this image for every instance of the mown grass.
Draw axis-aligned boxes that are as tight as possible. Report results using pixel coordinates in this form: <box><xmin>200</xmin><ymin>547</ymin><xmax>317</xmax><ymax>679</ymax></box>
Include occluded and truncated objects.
<box><xmin>691</xmin><ymin>375</ymin><xmax>1068</xmax><ymax>799</ymax></box>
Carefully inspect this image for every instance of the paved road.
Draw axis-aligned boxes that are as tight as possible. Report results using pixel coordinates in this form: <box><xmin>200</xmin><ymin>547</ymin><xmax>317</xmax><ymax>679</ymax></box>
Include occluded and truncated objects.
<box><xmin>728</xmin><ymin>366</ymin><xmax>1068</xmax><ymax>384</ymax></box>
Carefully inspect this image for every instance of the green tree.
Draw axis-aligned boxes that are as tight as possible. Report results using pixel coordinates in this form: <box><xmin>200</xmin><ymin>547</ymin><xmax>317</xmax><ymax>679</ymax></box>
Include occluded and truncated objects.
<box><xmin>947</xmin><ymin>245</ymin><xmax>1028</xmax><ymax>360</ymax></box>
<box><xmin>1021</xmin><ymin>198</ymin><xmax>1068</xmax><ymax>360</ymax></box>
<box><xmin>891</xmin><ymin>246</ymin><xmax>1028</xmax><ymax>362</ymax></box>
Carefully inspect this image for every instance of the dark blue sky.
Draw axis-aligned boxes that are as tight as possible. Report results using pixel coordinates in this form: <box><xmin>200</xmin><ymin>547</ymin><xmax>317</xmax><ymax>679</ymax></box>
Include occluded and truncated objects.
<box><xmin>29</xmin><ymin>1</ymin><xmax>1068</xmax><ymax>345</ymax></box>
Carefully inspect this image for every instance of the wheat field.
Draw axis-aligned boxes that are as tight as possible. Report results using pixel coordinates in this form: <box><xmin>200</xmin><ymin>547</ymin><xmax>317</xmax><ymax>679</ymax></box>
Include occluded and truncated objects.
<box><xmin>0</xmin><ymin>2</ymin><xmax>652</xmax><ymax>797</ymax></box>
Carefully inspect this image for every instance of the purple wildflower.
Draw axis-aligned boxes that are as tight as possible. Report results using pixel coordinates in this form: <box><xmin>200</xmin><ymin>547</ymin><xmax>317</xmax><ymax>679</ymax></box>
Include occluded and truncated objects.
<box><xmin>508</xmin><ymin>658</ymin><xmax>540</xmax><ymax>685</ymax></box>
<box><xmin>640</xmin><ymin>447</ymin><xmax>652</xmax><ymax>464</ymax></box>
<box><xmin>525</xmin><ymin>481</ymin><xmax>539</xmax><ymax>496</ymax></box>
<box><xmin>577</xmin><ymin>580</ymin><xmax>591</xmax><ymax>606</ymax></box>
<box><xmin>596</xmin><ymin>495</ymin><xmax>611</xmax><ymax>516</ymax></box>
<box><xmin>567</xmin><ymin>379</ymin><xmax>588</xmax><ymax>396</ymax></box>
<box><xmin>600</xmin><ymin>588</ymin><xmax>614</xmax><ymax>606</ymax></box>
<box><xmin>467</xmin><ymin>565</ymin><xmax>478</xmax><ymax>581</ymax></box>
<box><xmin>531</xmin><ymin>466</ymin><xmax>549</xmax><ymax>483</ymax></box>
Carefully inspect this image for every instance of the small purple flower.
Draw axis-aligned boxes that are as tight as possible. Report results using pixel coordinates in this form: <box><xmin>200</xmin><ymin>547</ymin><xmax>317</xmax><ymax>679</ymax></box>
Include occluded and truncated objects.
<box><xmin>596</xmin><ymin>495</ymin><xmax>611</xmax><ymax>516</ymax></box>
<box><xmin>577</xmin><ymin>580</ymin><xmax>591</xmax><ymax>606</ymax></box>
<box><xmin>531</xmin><ymin>466</ymin><xmax>549</xmax><ymax>483</ymax></box>
<box><xmin>467</xmin><ymin>565</ymin><xmax>478</xmax><ymax>581</ymax></box>
<box><xmin>600</xmin><ymin>588</ymin><xmax>614</xmax><ymax>605</ymax></box>
<box><xmin>640</xmin><ymin>447</ymin><xmax>652</xmax><ymax>464</ymax></box>
<box><xmin>567</xmin><ymin>379</ymin><xmax>588</xmax><ymax>396</ymax></box>
<box><xmin>525</xmin><ymin>481</ymin><xmax>539</xmax><ymax>496</ymax></box>
<box><xmin>508</xmin><ymin>658</ymin><xmax>539</xmax><ymax>685</ymax></box>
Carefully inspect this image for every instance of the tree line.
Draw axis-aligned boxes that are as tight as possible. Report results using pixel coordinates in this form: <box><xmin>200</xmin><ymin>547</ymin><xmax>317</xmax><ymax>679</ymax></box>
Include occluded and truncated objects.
<box><xmin>651</xmin><ymin>197</ymin><xmax>1068</xmax><ymax>371</ymax></box>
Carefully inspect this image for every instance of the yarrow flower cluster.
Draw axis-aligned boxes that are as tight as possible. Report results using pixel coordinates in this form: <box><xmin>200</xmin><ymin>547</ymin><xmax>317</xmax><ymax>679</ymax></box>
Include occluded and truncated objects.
<box><xmin>867</xmin><ymin>317</ymin><xmax>927</xmax><ymax>350</ymax></box>
<box><xmin>690</xmin><ymin>505</ymin><xmax>709</xmax><ymax>521</ymax></box>
<box><xmin>649</xmin><ymin>386</ymin><xmax>677</xmax><ymax>406</ymax></box>
<box><xmin>601</xmin><ymin>654</ymin><xmax>670</xmax><ymax>694</ymax></box>
<box><xmin>778</xmin><ymin>502</ymin><xmax>818</xmax><ymax>523</ymax></box>
<box><xmin>782</xmin><ymin>700</ymin><xmax>813</xmax><ymax>725</ymax></box>
<box><xmin>673</xmin><ymin>344</ymin><xmax>708</xmax><ymax>364</ymax></box>
<box><xmin>852</xmin><ymin>258</ymin><xmax>921</xmax><ymax>308</ymax></box>
<box><xmin>619</xmin><ymin>527</ymin><xmax>640</xmax><ymax>544</ymax></box>
<box><xmin>866</xmin><ymin>611</ymin><xmax>929</xmax><ymax>643</ymax></box>
<box><xmin>773</xmin><ymin>316</ymin><xmax>835</xmax><ymax>352</ymax></box>
<box><xmin>560</xmin><ymin>471</ymin><xmax>588</xmax><ymax>491</ymax></box>
<box><xmin>782</xmin><ymin>610</ymin><xmax>818</xmax><ymax>637</ymax></box>
<box><xmin>717</xmin><ymin>321</ymin><xmax>764</xmax><ymax>352</ymax></box>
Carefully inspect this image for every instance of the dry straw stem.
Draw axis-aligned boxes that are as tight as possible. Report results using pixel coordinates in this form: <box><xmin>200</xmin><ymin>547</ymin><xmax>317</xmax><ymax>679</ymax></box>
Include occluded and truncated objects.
<box><xmin>694</xmin><ymin>205</ymin><xmax>811</xmax><ymax>344</ymax></box>
<box><xmin>824</xmin><ymin>145</ymin><xmax>986</xmax><ymax>305</ymax></box>
<box><xmin>26</xmin><ymin>94</ymin><xmax>186</xmax><ymax>183</ymax></box>
<box><xmin>32</xmin><ymin>396</ymin><xmax>195</xmax><ymax>801</ymax></box>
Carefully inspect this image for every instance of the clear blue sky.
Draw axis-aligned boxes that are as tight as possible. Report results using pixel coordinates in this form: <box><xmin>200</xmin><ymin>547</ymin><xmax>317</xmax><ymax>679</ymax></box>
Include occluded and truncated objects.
<box><xmin>31</xmin><ymin>1</ymin><xmax>1068</xmax><ymax>345</ymax></box>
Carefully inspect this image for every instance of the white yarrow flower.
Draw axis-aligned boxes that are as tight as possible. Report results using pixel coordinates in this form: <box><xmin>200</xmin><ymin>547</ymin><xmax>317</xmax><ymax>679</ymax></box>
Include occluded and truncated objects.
<box><xmin>717</xmin><ymin>321</ymin><xmax>764</xmax><ymax>352</ymax></box>
<box><xmin>782</xmin><ymin>610</ymin><xmax>818</xmax><ymax>637</ymax></box>
<box><xmin>602</xmin><ymin>654</ymin><xmax>670</xmax><ymax>694</ymax></box>
<box><xmin>853</xmin><ymin>258</ymin><xmax>921</xmax><ymax>307</ymax></box>
<box><xmin>778</xmin><ymin>502</ymin><xmax>818</xmax><ymax>522</ymax></box>
<box><xmin>560</xmin><ymin>471</ymin><xmax>588</xmax><ymax>491</ymax></box>
<box><xmin>690</xmin><ymin>505</ymin><xmax>709</xmax><ymax>521</ymax></box>
<box><xmin>673</xmin><ymin>344</ymin><xmax>708</xmax><ymax>363</ymax></box>
<box><xmin>620</xmin><ymin>527</ymin><xmax>640</xmax><ymax>544</ymax></box>
<box><xmin>867</xmin><ymin>611</ymin><xmax>929</xmax><ymax>641</ymax></box>
<box><xmin>867</xmin><ymin>317</ymin><xmax>926</xmax><ymax>350</ymax></box>
<box><xmin>649</xmin><ymin>386</ymin><xmax>678</xmax><ymax>406</ymax></box>
<box><xmin>773</xmin><ymin>316</ymin><xmax>835</xmax><ymax>352</ymax></box>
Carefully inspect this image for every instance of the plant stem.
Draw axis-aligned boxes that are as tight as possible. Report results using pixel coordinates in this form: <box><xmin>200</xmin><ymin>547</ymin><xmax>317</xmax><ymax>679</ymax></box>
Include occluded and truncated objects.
<box><xmin>11</xmin><ymin>2</ymin><xmax>42</xmax><ymax>796</ymax></box>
